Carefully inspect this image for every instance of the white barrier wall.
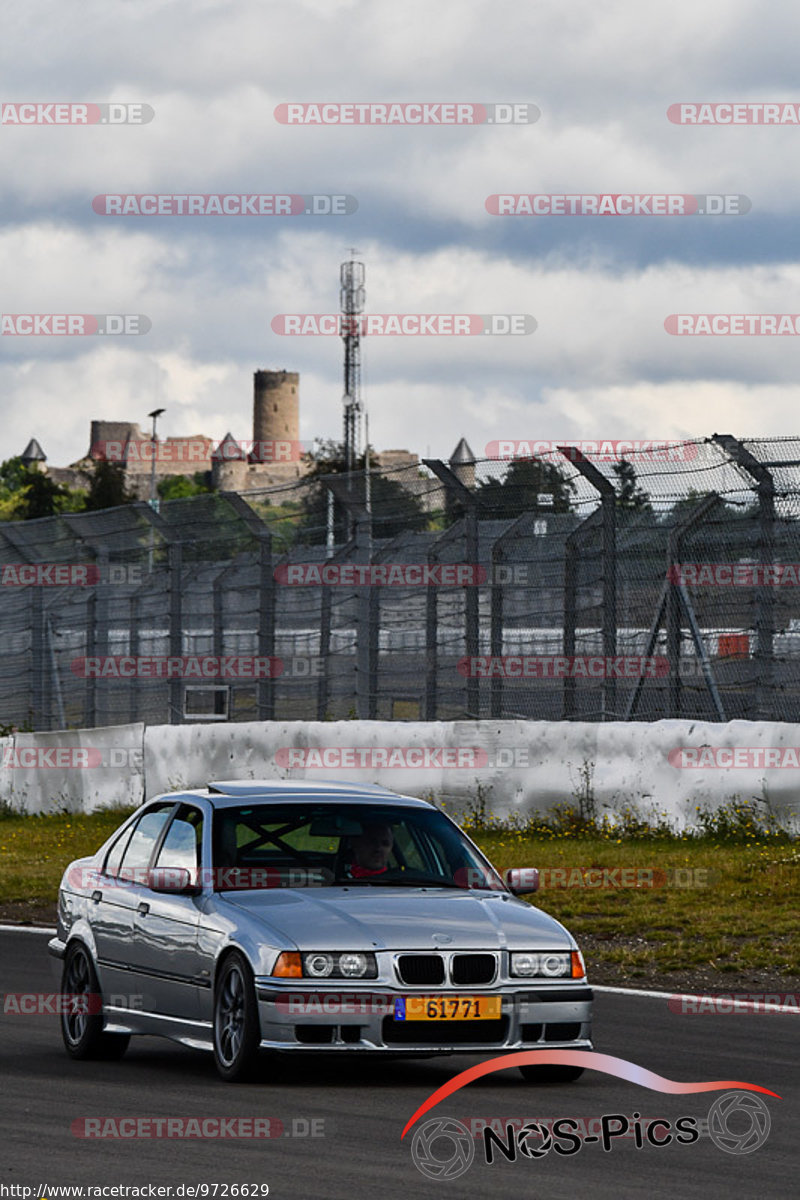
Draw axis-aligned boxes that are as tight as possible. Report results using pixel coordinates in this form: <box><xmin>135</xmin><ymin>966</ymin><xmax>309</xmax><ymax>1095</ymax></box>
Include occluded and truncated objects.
<box><xmin>2</xmin><ymin>724</ymin><xmax>144</xmax><ymax>814</ymax></box>
<box><xmin>141</xmin><ymin>718</ymin><xmax>799</xmax><ymax>829</ymax></box>
<box><xmin>4</xmin><ymin>718</ymin><xmax>799</xmax><ymax>828</ymax></box>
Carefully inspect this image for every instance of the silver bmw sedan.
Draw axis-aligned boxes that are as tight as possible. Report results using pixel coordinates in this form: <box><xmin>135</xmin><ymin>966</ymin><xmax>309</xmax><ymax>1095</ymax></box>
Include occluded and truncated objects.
<box><xmin>49</xmin><ymin>780</ymin><xmax>592</xmax><ymax>1082</ymax></box>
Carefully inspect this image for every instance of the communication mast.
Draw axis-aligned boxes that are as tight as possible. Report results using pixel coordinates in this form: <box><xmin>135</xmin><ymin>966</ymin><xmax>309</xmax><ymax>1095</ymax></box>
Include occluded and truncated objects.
<box><xmin>340</xmin><ymin>253</ymin><xmax>365</xmax><ymax>474</ymax></box>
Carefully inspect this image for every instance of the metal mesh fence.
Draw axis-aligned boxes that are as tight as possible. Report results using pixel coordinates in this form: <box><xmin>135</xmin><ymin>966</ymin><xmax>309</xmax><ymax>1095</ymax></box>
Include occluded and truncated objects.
<box><xmin>2</xmin><ymin>436</ymin><xmax>800</xmax><ymax>729</ymax></box>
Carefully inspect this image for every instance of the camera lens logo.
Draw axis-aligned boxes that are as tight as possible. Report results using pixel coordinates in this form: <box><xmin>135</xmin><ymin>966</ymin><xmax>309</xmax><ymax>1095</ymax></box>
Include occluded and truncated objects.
<box><xmin>707</xmin><ymin>1092</ymin><xmax>771</xmax><ymax>1154</ymax></box>
<box><xmin>518</xmin><ymin>1121</ymin><xmax>553</xmax><ymax>1157</ymax></box>
<box><xmin>410</xmin><ymin>1117</ymin><xmax>475</xmax><ymax>1180</ymax></box>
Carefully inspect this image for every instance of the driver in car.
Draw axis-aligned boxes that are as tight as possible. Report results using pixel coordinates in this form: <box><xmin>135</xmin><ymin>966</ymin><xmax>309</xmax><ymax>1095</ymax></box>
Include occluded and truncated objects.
<box><xmin>346</xmin><ymin>822</ymin><xmax>394</xmax><ymax>878</ymax></box>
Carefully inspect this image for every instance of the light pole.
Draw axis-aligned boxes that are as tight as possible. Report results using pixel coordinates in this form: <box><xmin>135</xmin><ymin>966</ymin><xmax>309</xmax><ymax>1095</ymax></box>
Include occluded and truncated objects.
<box><xmin>147</xmin><ymin>408</ymin><xmax>165</xmax><ymax>573</ymax></box>
<box><xmin>148</xmin><ymin>408</ymin><xmax>165</xmax><ymax>510</ymax></box>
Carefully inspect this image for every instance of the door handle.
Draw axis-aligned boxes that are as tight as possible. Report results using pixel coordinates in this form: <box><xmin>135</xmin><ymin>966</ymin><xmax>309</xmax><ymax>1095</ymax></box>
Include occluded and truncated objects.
<box><xmin>137</xmin><ymin>902</ymin><xmax>150</xmax><ymax>916</ymax></box>
<box><xmin>91</xmin><ymin>890</ymin><xmax>102</xmax><ymax>903</ymax></box>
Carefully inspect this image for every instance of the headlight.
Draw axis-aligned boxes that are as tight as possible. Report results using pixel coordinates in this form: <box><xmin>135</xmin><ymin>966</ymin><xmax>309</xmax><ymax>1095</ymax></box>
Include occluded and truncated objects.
<box><xmin>338</xmin><ymin>952</ymin><xmax>369</xmax><ymax>978</ymax></box>
<box><xmin>510</xmin><ymin>951</ymin><xmax>571</xmax><ymax>978</ymax></box>
<box><xmin>510</xmin><ymin>952</ymin><xmax>539</xmax><ymax>977</ymax></box>
<box><xmin>298</xmin><ymin>951</ymin><xmax>378</xmax><ymax>979</ymax></box>
<box><xmin>305</xmin><ymin>952</ymin><xmax>335</xmax><ymax>977</ymax></box>
<box><xmin>540</xmin><ymin>953</ymin><xmax>569</xmax><ymax>977</ymax></box>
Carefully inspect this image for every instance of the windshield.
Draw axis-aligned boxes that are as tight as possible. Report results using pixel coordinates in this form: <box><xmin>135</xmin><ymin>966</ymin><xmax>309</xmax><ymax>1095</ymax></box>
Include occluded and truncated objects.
<box><xmin>211</xmin><ymin>803</ymin><xmax>505</xmax><ymax>892</ymax></box>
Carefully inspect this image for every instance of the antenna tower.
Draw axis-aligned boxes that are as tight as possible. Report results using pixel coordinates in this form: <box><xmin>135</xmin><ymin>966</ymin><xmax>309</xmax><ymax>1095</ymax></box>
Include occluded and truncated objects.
<box><xmin>340</xmin><ymin>252</ymin><xmax>365</xmax><ymax>474</ymax></box>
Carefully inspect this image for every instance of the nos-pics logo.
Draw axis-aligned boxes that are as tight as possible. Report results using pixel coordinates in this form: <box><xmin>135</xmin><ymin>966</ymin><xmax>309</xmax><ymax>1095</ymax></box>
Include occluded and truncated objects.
<box><xmin>410</xmin><ymin>1092</ymin><xmax>772</xmax><ymax>1178</ymax></box>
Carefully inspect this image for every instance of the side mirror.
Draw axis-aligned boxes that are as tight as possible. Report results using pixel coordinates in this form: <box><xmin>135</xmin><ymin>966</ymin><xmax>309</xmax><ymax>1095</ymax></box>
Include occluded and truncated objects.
<box><xmin>148</xmin><ymin>866</ymin><xmax>198</xmax><ymax>894</ymax></box>
<box><xmin>504</xmin><ymin>867</ymin><xmax>539</xmax><ymax>895</ymax></box>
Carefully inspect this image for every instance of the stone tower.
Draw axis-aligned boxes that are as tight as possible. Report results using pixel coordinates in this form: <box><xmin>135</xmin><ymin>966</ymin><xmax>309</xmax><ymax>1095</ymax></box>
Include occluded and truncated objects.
<box><xmin>449</xmin><ymin>436</ymin><xmax>476</xmax><ymax>489</ymax></box>
<box><xmin>252</xmin><ymin>369</ymin><xmax>299</xmax><ymax>461</ymax></box>
<box><xmin>89</xmin><ymin>419</ymin><xmax>143</xmax><ymax>460</ymax></box>
<box><xmin>211</xmin><ymin>432</ymin><xmax>248</xmax><ymax>492</ymax></box>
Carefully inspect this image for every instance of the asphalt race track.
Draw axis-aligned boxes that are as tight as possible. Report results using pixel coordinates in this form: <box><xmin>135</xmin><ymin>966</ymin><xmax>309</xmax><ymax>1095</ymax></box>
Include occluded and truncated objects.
<box><xmin>1</xmin><ymin>930</ymin><xmax>794</xmax><ymax>1200</ymax></box>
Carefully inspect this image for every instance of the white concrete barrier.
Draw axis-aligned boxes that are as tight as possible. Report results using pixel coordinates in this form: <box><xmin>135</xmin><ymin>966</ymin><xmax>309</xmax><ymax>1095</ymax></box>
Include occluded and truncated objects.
<box><xmin>3</xmin><ymin>718</ymin><xmax>798</xmax><ymax>829</ymax></box>
<box><xmin>2</xmin><ymin>724</ymin><xmax>144</xmax><ymax>813</ymax></box>
<box><xmin>143</xmin><ymin>718</ymin><xmax>800</xmax><ymax>830</ymax></box>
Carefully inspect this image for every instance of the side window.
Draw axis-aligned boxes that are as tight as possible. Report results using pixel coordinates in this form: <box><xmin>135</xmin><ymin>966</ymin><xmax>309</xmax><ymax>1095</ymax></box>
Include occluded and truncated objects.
<box><xmin>118</xmin><ymin>807</ymin><xmax>174</xmax><ymax>883</ymax></box>
<box><xmin>104</xmin><ymin>824</ymin><xmax>135</xmax><ymax>878</ymax></box>
<box><xmin>154</xmin><ymin>805</ymin><xmax>203</xmax><ymax>883</ymax></box>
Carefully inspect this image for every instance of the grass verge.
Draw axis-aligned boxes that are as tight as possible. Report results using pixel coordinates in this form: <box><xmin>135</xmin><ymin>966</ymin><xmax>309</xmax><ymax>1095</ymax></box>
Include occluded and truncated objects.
<box><xmin>0</xmin><ymin>798</ymin><xmax>796</xmax><ymax>989</ymax></box>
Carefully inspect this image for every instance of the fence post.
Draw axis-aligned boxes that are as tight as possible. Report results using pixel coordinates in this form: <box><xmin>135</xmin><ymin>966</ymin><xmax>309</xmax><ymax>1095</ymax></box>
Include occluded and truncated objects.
<box><xmin>355</xmin><ymin>510</ymin><xmax>376</xmax><ymax>720</ymax></box>
<box><xmin>425</xmin><ymin>556</ymin><xmax>438</xmax><ymax>719</ymax></box>
<box><xmin>130</xmin><ymin>588</ymin><xmax>141</xmax><ymax>724</ymax></box>
<box><xmin>423</xmin><ymin>460</ymin><xmax>479</xmax><ymax>717</ymax></box>
<box><xmin>666</xmin><ymin>494</ymin><xmax>724</xmax><ymax>710</ymax></box>
<box><xmin>85</xmin><ymin>587</ymin><xmax>96</xmax><ymax>728</ymax></box>
<box><xmin>94</xmin><ymin>549</ymin><xmax>109</xmax><ymax>727</ymax></box>
<box><xmin>317</xmin><ymin>576</ymin><xmax>332</xmax><ymax>720</ymax></box>
<box><xmin>490</xmin><ymin>539</ymin><xmax>504</xmax><ymax>718</ymax></box>
<box><xmin>562</xmin><ymin>510</ymin><xmax>602</xmax><ymax>718</ymax></box>
<box><xmin>31</xmin><ymin>589</ymin><xmax>48</xmax><ymax>730</ymax></box>
<box><xmin>557</xmin><ymin>449</ymin><xmax>617</xmax><ymax>718</ymax></box>
<box><xmin>216</xmin><ymin>494</ymin><xmax>276</xmax><ymax>721</ymax></box>
<box><xmin>319</xmin><ymin>480</ymin><xmax>374</xmax><ymax>719</ymax></box>
<box><xmin>712</xmin><ymin>436</ymin><xmax>775</xmax><ymax>719</ymax></box>
<box><xmin>0</xmin><ymin>525</ymin><xmax>58</xmax><ymax>730</ymax></box>
<box><xmin>168</xmin><ymin>541</ymin><xmax>183</xmax><ymax>723</ymax></box>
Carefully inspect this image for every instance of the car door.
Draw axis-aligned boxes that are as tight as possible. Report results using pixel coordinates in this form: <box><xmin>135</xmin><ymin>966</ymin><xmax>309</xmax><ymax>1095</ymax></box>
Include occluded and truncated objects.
<box><xmin>129</xmin><ymin>803</ymin><xmax>206</xmax><ymax>1020</ymax></box>
<box><xmin>90</xmin><ymin>804</ymin><xmax>175</xmax><ymax>1003</ymax></box>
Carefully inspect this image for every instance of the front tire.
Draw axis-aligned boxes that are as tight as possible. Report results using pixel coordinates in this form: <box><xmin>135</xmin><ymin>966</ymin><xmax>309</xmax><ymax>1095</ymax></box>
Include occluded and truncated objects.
<box><xmin>60</xmin><ymin>942</ymin><xmax>130</xmax><ymax>1061</ymax></box>
<box><xmin>519</xmin><ymin>1064</ymin><xmax>585</xmax><ymax>1083</ymax></box>
<box><xmin>213</xmin><ymin>952</ymin><xmax>261</xmax><ymax>1082</ymax></box>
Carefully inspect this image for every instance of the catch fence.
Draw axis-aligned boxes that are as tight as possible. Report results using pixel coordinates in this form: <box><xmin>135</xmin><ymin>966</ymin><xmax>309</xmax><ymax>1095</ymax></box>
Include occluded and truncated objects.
<box><xmin>2</xmin><ymin>435</ymin><xmax>799</xmax><ymax>729</ymax></box>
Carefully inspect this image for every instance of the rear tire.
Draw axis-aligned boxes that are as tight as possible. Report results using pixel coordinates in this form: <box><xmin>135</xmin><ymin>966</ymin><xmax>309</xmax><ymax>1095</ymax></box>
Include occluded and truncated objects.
<box><xmin>519</xmin><ymin>1064</ymin><xmax>584</xmax><ymax>1083</ymax></box>
<box><xmin>213</xmin><ymin>952</ymin><xmax>261</xmax><ymax>1082</ymax></box>
<box><xmin>60</xmin><ymin>942</ymin><xmax>130</xmax><ymax>1061</ymax></box>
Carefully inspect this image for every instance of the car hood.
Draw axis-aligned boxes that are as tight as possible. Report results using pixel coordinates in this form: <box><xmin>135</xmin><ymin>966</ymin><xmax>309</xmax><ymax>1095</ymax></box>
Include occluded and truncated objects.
<box><xmin>220</xmin><ymin>887</ymin><xmax>573</xmax><ymax>952</ymax></box>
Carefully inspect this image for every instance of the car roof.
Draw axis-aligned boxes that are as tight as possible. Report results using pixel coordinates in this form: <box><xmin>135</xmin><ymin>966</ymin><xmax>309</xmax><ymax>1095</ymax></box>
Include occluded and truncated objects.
<box><xmin>171</xmin><ymin>779</ymin><xmax>436</xmax><ymax>809</ymax></box>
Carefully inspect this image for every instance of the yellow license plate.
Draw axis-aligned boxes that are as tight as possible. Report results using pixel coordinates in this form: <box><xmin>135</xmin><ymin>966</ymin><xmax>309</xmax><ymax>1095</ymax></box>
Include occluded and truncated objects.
<box><xmin>395</xmin><ymin>996</ymin><xmax>501</xmax><ymax>1021</ymax></box>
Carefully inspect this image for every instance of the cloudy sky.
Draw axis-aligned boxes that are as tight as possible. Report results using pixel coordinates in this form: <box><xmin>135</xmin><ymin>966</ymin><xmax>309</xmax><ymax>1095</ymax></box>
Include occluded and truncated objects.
<box><xmin>2</xmin><ymin>0</ymin><xmax>799</xmax><ymax>471</ymax></box>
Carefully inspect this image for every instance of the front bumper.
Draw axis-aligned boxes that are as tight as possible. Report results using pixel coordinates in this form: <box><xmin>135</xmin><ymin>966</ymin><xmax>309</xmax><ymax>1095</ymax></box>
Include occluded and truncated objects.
<box><xmin>254</xmin><ymin>979</ymin><xmax>593</xmax><ymax>1053</ymax></box>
